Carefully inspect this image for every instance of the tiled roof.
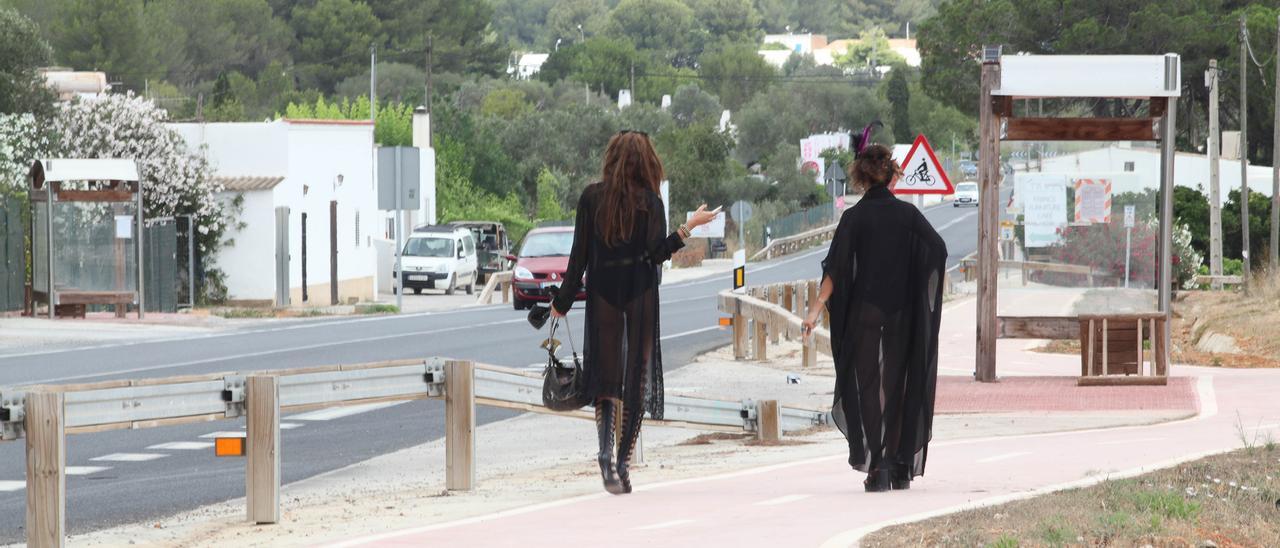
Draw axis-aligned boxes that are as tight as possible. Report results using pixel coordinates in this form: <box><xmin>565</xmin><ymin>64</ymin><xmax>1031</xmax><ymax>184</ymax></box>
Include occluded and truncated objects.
<box><xmin>216</xmin><ymin>176</ymin><xmax>285</xmax><ymax>191</ymax></box>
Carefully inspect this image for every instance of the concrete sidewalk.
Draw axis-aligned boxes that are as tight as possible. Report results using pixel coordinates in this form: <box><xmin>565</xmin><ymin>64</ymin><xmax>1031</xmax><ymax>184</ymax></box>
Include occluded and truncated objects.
<box><xmin>325</xmin><ymin>297</ymin><xmax>1275</xmax><ymax>548</ymax></box>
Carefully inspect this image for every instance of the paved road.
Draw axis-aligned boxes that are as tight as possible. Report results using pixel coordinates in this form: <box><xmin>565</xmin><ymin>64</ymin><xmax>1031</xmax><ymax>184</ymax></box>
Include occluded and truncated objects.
<box><xmin>0</xmin><ymin>195</ymin><xmax>989</xmax><ymax>542</ymax></box>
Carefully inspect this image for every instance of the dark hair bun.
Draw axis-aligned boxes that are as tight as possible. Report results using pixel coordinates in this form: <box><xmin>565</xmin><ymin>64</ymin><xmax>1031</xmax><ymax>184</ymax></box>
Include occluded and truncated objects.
<box><xmin>849</xmin><ymin>144</ymin><xmax>897</xmax><ymax>188</ymax></box>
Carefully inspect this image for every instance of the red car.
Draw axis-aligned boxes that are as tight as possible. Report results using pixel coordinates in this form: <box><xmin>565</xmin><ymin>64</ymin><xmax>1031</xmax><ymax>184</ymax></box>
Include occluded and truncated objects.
<box><xmin>507</xmin><ymin>226</ymin><xmax>586</xmax><ymax>310</ymax></box>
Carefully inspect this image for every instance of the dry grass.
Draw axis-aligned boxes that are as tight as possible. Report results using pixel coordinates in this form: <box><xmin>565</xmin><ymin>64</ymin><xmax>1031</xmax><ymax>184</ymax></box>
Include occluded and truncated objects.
<box><xmin>1033</xmin><ymin>339</ymin><xmax>1080</xmax><ymax>356</ymax></box>
<box><xmin>677</xmin><ymin>432</ymin><xmax>751</xmax><ymax>446</ymax></box>
<box><xmin>1172</xmin><ymin>273</ymin><xmax>1280</xmax><ymax>368</ymax></box>
<box><xmin>862</xmin><ymin>446</ymin><xmax>1280</xmax><ymax>547</ymax></box>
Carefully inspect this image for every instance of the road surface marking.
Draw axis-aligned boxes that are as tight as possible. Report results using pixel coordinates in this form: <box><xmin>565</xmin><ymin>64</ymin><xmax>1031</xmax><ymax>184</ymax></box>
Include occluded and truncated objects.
<box><xmin>65</xmin><ymin>466</ymin><xmax>111</xmax><ymax>476</ymax></box>
<box><xmin>27</xmin><ymin>317</ymin><xmax>528</xmax><ymax>384</ymax></box>
<box><xmin>976</xmin><ymin>451</ymin><xmax>1031</xmax><ymax>464</ymax></box>
<box><xmin>1249</xmin><ymin>423</ymin><xmax>1280</xmax><ymax>431</ymax></box>
<box><xmin>90</xmin><ymin>453</ymin><xmax>167</xmax><ymax>462</ymax></box>
<box><xmin>147</xmin><ymin>441</ymin><xmax>213</xmax><ymax>451</ymax></box>
<box><xmin>199</xmin><ymin>431</ymin><xmax>246</xmax><ymax>439</ymax></box>
<box><xmin>0</xmin><ymin>481</ymin><xmax>24</xmax><ymax>492</ymax></box>
<box><xmin>934</xmin><ymin>210</ymin><xmax>978</xmax><ymax>233</ymax></box>
<box><xmin>660</xmin><ymin>326</ymin><xmax>720</xmax><ymax>341</ymax></box>
<box><xmin>1098</xmin><ymin>437</ymin><xmax>1166</xmax><ymax>446</ymax></box>
<box><xmin>754</xmin><ymin>494</ymin><xmax>812</xmax><ymax>506</ymax></box>
<box><xmin>288</xmin><ymin>402</ymin><xmax>405</xmax><ymax>421</ymax></box>
<box><xmin>631</xmin><ymin>519</ymin><xmax>696</xmax><ymax>531</ymax></box>
<box><xmin>238</xmin><ymin>422</ymin><xmax>303</xmax><ymax>429</ymax></box>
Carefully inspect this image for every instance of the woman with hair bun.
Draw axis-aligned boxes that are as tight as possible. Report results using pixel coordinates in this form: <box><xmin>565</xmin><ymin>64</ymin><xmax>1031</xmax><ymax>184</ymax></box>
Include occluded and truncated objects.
<box><xmin>802</xmin><ymin>141</ymin><xmax>948</xmax><ymax>492</ymax></box>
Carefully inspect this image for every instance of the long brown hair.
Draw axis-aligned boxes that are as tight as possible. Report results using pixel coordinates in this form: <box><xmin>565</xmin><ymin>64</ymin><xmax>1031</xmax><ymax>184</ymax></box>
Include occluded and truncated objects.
<box><xmin>597</xmin><ymin>131</ymin><xmax>664</xmax><ymax>247</ymax></box>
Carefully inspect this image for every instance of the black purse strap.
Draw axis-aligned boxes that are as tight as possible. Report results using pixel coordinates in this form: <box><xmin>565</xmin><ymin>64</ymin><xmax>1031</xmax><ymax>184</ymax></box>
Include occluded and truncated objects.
<box><xmin>548</xmin><ymin>317</ymin><xmax>580</xmax><ymax>360</ymax></box>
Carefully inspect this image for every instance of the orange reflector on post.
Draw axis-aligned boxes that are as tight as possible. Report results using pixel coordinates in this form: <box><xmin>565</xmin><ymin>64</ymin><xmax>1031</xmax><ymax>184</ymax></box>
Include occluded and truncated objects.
<box><xmin>718</xmin><ymin>316</ymin><xmax>733</xmax><ymax>327</ymax></box>
<box><xmin>215</xmin><ymin>437</ymin><xmax>246</xmax><ymax>457</ymax></box>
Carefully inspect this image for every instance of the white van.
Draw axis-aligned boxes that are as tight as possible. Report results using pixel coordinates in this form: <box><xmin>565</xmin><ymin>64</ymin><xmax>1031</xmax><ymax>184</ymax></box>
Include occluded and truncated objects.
<box><xmin>397</xmin><ymin>226</ymin><xmax>478</xmax><ymax>295</ymax></box>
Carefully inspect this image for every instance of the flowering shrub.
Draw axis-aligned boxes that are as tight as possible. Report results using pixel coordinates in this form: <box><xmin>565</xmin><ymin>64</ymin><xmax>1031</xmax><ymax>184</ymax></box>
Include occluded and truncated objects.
<box><xmin>1044</xmin><ymin>220</ymin><xmax>1201</xmax><ymax>289</ymax></box>
<box><xmin>0</xmin><ymin>113</ymin><xmax>51</xmax><ymax>194</ymax></box>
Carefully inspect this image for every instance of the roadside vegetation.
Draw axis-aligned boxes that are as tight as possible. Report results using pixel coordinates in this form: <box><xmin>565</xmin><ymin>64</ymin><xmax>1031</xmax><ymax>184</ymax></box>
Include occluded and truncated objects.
<box><xmin>862</xmin><ymin>446</ymin><xmax>1280</xmax><ymax>547</ymax></box>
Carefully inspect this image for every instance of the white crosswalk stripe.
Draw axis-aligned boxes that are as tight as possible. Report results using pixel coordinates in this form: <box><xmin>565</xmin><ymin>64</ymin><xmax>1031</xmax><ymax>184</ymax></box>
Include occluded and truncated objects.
<box><xmin>199</xmin><ymin>431</ymin><xmax>245</xmax><ymax>439</ymax></box>
<box><xmin>66</xmin><ymin>466</ymin><xmax>111</xmax><ymax>476</ymax></box>
<box><xmin>91</xmin><ymin>453</ymin><xmax>168</xmax><ymax>462</ymax></box>
<box><xmin>147</xmin><ymin>441</ymin><xmax>213</xmax><ymax>451</ymax></box>
<box><xmin>286</xmin><ymin>401</ymin><xmax>405</xmax><ymax>421</ymax></box>
<box><xmin>0</xmin><ymin>481</ymin><xmax>25</xmax><ymax>492</ymax></box>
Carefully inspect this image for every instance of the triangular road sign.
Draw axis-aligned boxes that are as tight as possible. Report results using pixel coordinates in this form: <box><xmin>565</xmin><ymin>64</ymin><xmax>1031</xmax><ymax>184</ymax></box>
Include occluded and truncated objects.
<box><xmin>890</xmin><ymin>134</ymin><xmax>954</xmax><ymax>195</ymax></box>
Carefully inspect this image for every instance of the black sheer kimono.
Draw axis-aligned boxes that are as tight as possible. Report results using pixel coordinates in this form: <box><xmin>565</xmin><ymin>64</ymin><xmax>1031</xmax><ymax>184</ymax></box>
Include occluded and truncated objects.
<box><xmin>552</xmin><ymin>183</ymin><xmax>684</xmax><ymax>419</ymax></box>
<box><xmin>821</xmin><ymin>185</ymin><xmax>947</xmax><ymax>478</ymax></box>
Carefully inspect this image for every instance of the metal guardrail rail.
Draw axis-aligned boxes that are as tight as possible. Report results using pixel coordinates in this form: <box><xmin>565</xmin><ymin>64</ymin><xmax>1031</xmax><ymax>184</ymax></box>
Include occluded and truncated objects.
<box><xmin>0</xmin><ymin>356</ymin><xmax>827</xmax><ymax>545</ymax></box>
<box><xmin>749</xmin><ymin>223</ymin><xmax>837</xmax><ymax>262</ymax></box>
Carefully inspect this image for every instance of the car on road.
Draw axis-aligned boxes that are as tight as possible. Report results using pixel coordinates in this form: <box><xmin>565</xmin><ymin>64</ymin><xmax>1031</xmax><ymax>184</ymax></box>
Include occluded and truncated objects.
<box><xmin>507</xmin><ymin>226</ymin><xmax>586</xmax><ymax>310</ymax></box>
<box><xmin>953</xmin><ymin>181</ymin><xmax>979</xmax><ymax>207</ymax></box>
<box><xmin>396</xmin><ymin>226</ymin><xmax>478</xmax><ymax>295</ymax></box>
<box><xmin>447</xmin><ymin>221</ymin><xmax>510</xmax><ymax>284</ymax></box>
<box><xmin>959</xmin><ymin>160</ymin><xmax>978</xmax><ymax>178</ymax></box>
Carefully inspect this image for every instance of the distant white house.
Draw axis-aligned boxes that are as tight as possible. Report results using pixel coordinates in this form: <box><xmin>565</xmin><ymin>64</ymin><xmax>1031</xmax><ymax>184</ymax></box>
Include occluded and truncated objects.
<box><xmin>40</xmin><ymin>68</ymin><xmax>110</xmax><ymax>101</ymax></box>
<box><xmin>758</xmin><ymin>35</ymin><xmax>920</xmax><ymax>71</ymax></box>
<box><xmin>171</xmin><ymin>119</ymin><xmax>390</xmax><ymax>306</ymax></box>
<box><xmin>510</xmin><ymin>53</ymin><xmax>550</xmax><ymax>80</ymax></box>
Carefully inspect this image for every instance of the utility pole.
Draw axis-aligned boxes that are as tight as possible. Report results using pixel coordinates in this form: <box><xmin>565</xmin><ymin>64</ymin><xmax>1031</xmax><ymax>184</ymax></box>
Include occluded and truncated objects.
<box><xmin>1240</xmin><ymin>15</ymin><xmax>1252</xmax><ymax>294</ymax></box>
<box><xmin>630</xmin><ymin>62</ymin><xmax>635</xmax><ymax>98</ymax></box>
<box><xmin>426</xmin><ymin>35</ymin><xmax>433</xmax><ymax>148</ymax></box>
<box><xmin>371</xmin><ymin>44</ymin><xmax>378</xmax><ymax>125</ymax></box>
<box><xmin>1208</xmin><ymin>59</ymin><xmax>1224</xmax><ymax>288</ymax></box>
<box><xmin>1272</xmin><ymin>14</ymin><xmax>1280</xmax><ymax>272</ymax></box>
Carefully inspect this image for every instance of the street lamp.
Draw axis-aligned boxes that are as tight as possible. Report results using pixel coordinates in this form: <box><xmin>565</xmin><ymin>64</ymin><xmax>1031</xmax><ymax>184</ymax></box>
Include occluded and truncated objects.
<box><xmin>555</xmin><ymin>38</ymin><xmax>561</xmax><ymax>51</ymax></box>
<box><xmin>577</xmin><ymin>24</ymin><xmax>584</xmax><ymax>43</ymax></box>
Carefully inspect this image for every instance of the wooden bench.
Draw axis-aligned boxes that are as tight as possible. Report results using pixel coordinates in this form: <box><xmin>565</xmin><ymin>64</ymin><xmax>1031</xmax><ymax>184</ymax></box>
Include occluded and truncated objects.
<box><xmin>57</xmin><ymin>291</ymin><xmax>135</xmax><ymax>318</ymax></box>
<box><xmin>996</xmin><ymin>314</ymin><xmax>1169</xmax><ymax>386</ymax></box>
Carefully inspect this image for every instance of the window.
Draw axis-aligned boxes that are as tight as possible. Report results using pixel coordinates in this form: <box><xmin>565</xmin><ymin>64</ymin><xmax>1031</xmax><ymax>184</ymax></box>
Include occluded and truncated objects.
<box><xmin>463</xmin><ymin>235</ymin><xmax>475</xmax><ymax>256</ymax></box>
<box><xmin>1124</xmin><ymin>161</ymin><xmax>1135</xmax><ymax>172</ymax></box>
<box><xmin>354</xmin><ymin>211</ymin><xmax>360</xmax><ymax>247</ymax></box>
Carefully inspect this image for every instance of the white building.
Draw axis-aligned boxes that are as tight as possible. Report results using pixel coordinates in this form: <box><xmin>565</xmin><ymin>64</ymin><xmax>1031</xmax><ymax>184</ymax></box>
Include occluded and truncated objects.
<box><xmin>171</xmin><ymin>119</ymin><xmax>396</xmax><ymax>306</ymax></box>
<box><xmin>510</xmin><ymin>53</ymin><xmax>550</xmax><ymax>80</ymax></box>
<box><xmin>758</xmin><ymin>36</ymin><xmax>921</xmax><ymax>70</ymax></box>
<box><xmin>1039</xmin><ymin>144</ymin><xmax>1274</xmax><ymax>205</ymax></box>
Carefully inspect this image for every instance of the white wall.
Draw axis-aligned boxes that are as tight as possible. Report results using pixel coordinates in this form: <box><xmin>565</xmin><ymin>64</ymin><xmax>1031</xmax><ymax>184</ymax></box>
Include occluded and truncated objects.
<box><xmin>280</xmin><ymin>121</ymin><xmax>378</xmax><ymax>302</ymax></box>
<box><xmin>171</xmin><ymin>122</ymin><xmax>288</xmax><ymax>177</ymax></box>
<box><xmin>1040</xmin><ymin>146</ymin><xmax>1274</xmax><ymax>205</ymax></box>
<box><xmin>216</xmin><ymin>190</ymin><xmax>275</xmax><ymax>299</ymax></box>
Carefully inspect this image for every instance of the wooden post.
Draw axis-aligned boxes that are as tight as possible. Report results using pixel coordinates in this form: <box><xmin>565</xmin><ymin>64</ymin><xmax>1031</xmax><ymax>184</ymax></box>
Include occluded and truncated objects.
<box><xmin>1101</xmin><ymin>318</ymin><xmax>1109</xmax><ymax>376</ymax></box>
<box><xmin>768</xmin><ymin>287</ymin><xmax>780</xmax><ymax>345</ymax></box>
<box><xmin>802</xmin><ymin>336</ymin><xmax>817</xmax><ymax>368</ymax></box>
<box><xmin>732</xmin><ymin>308</ymin><xmax>747</xmax><ymax>360</ymax></box>
<box><xmin>975</xmin><ymin>54</ymin><xmax>1002</xmax><ymax>382</ymax></box>
<box><xmin>246</xmin><ymin>375</ymin><xmax>280</xmax><ymax>524</ymax></box>
<box><xmin>1208</xmin><ymin>59</ymin><xmax>1224</xmax><ymax>289</ymax></box>
<box><xmin>1274</xmin><ymin>14</ymin><xmax>1280</xmax><ymax>271</ymax></box>
<box><xmin>445</xmin><ymin>359</ymin><xmax>475</xmax><ymax>491</ymax></box>
<box><xmin>1136</xmin><ymin>317</ymin><xmax>1145</xmax><ymax>376</ymax></box>
<box><xmin>753</xmin><ymin>317</ymin><xmax>768</xmax><ymax>361</ymax></box>
<box><xmin>757</xmin><ymin>400</ymin><xmax>781</xmax><ymax>442</ymax></box>
<box><xmin>782</xmin><ymin>284</ymin><xmax>795</xmax><ymax>341</ymax></box>
<box><xmin>501</xmin><ymin>280</ymin><xmax>510</xmax><ymax>303</ymax></box>
<box><xmin>26</xmin><ymin>391</ymin><xmax>65</xmax><ymax>548</ymax></box>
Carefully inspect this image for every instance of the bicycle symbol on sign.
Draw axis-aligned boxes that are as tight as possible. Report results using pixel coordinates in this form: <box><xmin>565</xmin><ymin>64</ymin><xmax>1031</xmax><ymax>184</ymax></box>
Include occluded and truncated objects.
<box><xmin>905</xmin><ymin>162</ymin><xmax>935</xmax><ymax>186</ymax></box>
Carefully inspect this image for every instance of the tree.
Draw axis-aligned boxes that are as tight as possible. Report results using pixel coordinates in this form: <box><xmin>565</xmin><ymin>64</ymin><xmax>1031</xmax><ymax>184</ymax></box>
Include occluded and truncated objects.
<box><xmin>652</xmin><ymin>124</ymin><xmax>737</xmax><ymax>213</ymax></box>
<box><xmin>606</xmin><ymin>0</ymin><xmax>700</xmax><ymax>64</ymax></box>
<box><xmin>546</xmin><ymin>0</ymin><xmax>609</xmax><ymax>48</ymax></box>
<box><xmin>735</xmin><ymin>83</ymin><xmax>890</xmax><ymax>164</ymax></box>
<box><xmin>885</xmin><ymin>67</ymin><xmax>911</xmax><ymax>143</ymax></box>
<box><xmin>1223</xmin><ymin>188</ymin><xmax>1273</xmax><ymax>268</ymax></box>
<box><xmin>1173</xmin><ymin>185</ymin><xmax>1210</xmax><ymax>263</ymax></box>
<box><xmin>0</xmin><ymin>113</ymin><xmax>54</xmax><ymax>192</ymax></box>
<box><xmin>669</xmin><ymin>84</ymin><xmax>722</xmax><ymax>127</ymax></box>
<box><xmin>697</xmin><ymin>43</ymin><xmax>776</xmax><ymax>111</ymax></box>
<box><xmin>538</xmin><ymin>37</ymin><xmax>645</xmax><ymax>100</ymax></box>
<box><xmin>535</xmin><ymin>168</ymin><xmax>568</xmax><ymax>222</ymax></box>
<box><xmin>481</xmin><ymin>89</ymin><xmax>532</xmax><ymax>119</ymax></box>
<box><xmin>687</xmin><ymin>0</ymin><xmax>763</xmax><ymax>45</ymax></box>
<box><xmin>337</xmin><ymin>62</ymin><xmax>427</xmax><ymax>106</ymax></box>
<box><xmin>368</xmin><ymin>0</ymin><xmax>508</xmax><ymax>77</ymax></box>
<box><xmin>206</xmin><ymin>72</ymin><xmax>247</xmax><ymax>122</ymax></box>
<box><xmin>0</xmin><ymin>8</ymin><xmax>56</xmax><ymax>117</ymax></box>
<box><xmin>289</xmin><ymin>0</ymin><xmax>383</xmax><ymax>93</ymax></box>
<box><xmin>52</xmin><ymin>0</ymin><xmax>166</xmax><ymax>88</ymax></box>
<box><xmin>833</xmin><ymin>28</ymin><xmax>906</xmax><ymax>71</ymax></box>
<box><xmin>489</xmin><ymin>0</ymin><xmax>557</xmax><ymax>48</ymax></box>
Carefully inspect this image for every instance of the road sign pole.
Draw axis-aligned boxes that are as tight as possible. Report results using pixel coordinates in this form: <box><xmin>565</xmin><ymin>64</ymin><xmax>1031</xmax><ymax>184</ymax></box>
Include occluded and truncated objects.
<box><xmin>1125</xmin><ymin>227</ymin><xmax>1132</xmax><ymax>289</ymax></box>
<box><xmin>394</xmin><ymin>147</ymin><xmax>403</xmax><ymax>312</ymax></box>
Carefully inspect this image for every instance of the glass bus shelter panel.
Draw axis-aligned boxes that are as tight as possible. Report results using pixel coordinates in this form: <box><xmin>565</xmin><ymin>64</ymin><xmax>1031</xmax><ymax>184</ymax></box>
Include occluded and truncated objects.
<box><xmin>50</xmin><ymin>200</ymin><xmax>138</xmax><ymax>294</ymax></box>
<box><xmin>995</xmin><ymin>140</ymin><xmax>1162</xmax><ymax>317</ymax></box>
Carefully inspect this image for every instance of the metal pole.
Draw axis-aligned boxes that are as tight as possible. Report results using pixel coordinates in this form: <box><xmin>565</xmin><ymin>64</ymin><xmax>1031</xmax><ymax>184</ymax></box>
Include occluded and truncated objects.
<box><xmin>1159</xmin><ymin>88</ymin><xmax>1178</xmax><ymax>316</ymax></box>
<box><xmin>186</xmin><ymin>216</ymin><xmax>195</xmax><ymax>307</ymax></box>
<box><xmin>1124</xmin><ymin>226</ymin><xmax>1132</xmax><ymax>289</ymax></box>
<box><xmin>1272</xmin><ymin>14</ymin><xmax>1280</xmax><ymax>272</ymax></box>
<box><xmin>45</xmin><ymin>185</ymin><xmax>54</xmax><ymax>319</ymax></box>
<box><xmin>1208</xmin><ymin>59</ymin><xmax>1223</xmax><ymax>288</ymax></box>
<box><xmin>425</xmin><ymin>36</ymin><xmax>433</xmax><ymax>148</ymax></box>
<box><xmin>136</xmin><ymin>181</ymin><xmax>145</xmax><ymax>319</ymax></box>
<box><xmin>395</xmin><ymin>148</ymin><xmax>403</xmax><ymax>311</ymax></box>
<box><xmin>1240</xmin><ymin>15</ymin><xmax>1252</xmax><ymax>294</ymax></box>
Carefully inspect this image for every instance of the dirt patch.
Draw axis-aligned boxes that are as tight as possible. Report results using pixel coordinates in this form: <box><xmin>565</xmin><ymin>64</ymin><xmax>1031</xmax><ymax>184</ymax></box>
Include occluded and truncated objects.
<box><xmin>862</xmin><ymin>445</ymin><xmax>1280</xmax><ymax>547</ymax></box>
<box><xmin>1033</xmin><ymin>339</ymin><xmax>1080</xmax><ymax>356</ymax></box>
<box><xmin>1172</xmin><ymin>277</ymin><xmax>1280</xmax><ymax>368</ymax></box>
<box><xmin>678</xmin><ymin>432</ymin><xmax>751</xmax><ymax>446</ymax></box>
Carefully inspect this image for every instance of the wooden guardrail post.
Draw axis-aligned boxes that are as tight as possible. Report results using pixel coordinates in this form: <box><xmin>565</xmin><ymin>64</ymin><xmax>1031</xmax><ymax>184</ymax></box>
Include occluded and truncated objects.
<box><xmin>26</xmin><ymin>391</ymin><xmax>65</xmax><ymax>548</ymax></box>
<box><xmin>732</xmin><ymin>303</ymin><xmax>747</xmax><ymax>360</ymax></box>
<box><xmin>246</xmin><ymin>375</ymin><xmax>280</xmax><ymax>524</ymax></box>
<box><xmin>768</xmin><ymin>287</ymin><xmax>780</xmax><ymax>345</ymax></box>
<box><xmin>753</xmin><ymin>316</ymin><xmax>768</xmax><ymax>361</ymax></box>
<box><xmin>445</xmin><ymin>360</ymin><xmax>475</xmax><ymax>491</ymax></box>
<box><xmin>757</xmin><ymin>400</ymin><xmax>781</xmax><ymax>442</ymax></box>
<box><xmin>782</xmin><ymin>284</ymin><xmax>795</xmax><ymax>341</ymax></box>
<box><xmin>501</xmin><ymin>279</ymin><xmax>510</xmax><ymax>303</ymax></box>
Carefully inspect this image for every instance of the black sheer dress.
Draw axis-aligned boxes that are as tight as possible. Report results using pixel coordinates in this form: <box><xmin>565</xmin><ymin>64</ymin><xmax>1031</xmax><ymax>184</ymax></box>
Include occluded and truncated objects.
<box><xmin>551</xmin><ymin>183</ymin><xmax>684</xmax><ymax>420</ymax></box>
<box><xmin>821</xmin><ymin>185</ymin><xmax>947</xmax><ymax>478</ymax></box>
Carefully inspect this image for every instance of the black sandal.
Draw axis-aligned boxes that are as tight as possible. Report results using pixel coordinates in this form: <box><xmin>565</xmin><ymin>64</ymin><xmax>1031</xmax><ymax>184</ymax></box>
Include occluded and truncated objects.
<box><xmin>864</xmin><ymin>469</ymin><xmax>891</xmax><ymax>492</ymax></box>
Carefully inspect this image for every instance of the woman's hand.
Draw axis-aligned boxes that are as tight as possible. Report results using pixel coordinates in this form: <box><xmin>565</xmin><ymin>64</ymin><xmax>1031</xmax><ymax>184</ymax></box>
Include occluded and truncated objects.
<box><xmin>801</xmin><ymin>308</ymin><xmax>822</xmax><ymax>338</ymax></box>
<box><xmin>688</xmin><ymin>204</ymin><xmax>722</xmax><ymax>228</ymax></box>
<box><xmin>550</xmin><ymin>305</ymin><xmax>566</xmax><ymax>319</ymax></box>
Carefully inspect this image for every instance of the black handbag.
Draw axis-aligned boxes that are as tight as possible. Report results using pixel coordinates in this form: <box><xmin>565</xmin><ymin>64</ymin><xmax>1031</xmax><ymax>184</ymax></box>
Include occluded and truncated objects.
<box><xmin>541</xmin><ymin>317</ymin><xmax>590</xmax><ymax>411</ymax></box>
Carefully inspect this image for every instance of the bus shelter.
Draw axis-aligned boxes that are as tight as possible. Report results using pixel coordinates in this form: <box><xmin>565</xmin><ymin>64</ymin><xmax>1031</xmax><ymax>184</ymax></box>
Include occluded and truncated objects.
<box><xmin>29</xmin><ymin>159</ymin><xmax>146</xmax><ymax>319</ymax></box>
<box><xmin>975</xmin><ymin>51</ymin><xmax>1181</xmax><ymax>384</ymax></box>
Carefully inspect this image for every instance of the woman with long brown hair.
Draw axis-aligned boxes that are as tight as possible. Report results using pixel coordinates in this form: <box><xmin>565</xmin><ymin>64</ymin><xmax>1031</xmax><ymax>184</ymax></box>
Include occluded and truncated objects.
<box><xmin>550</xmin><ymin>130</ymin><xmax>719</xmax><ymax>494</ymax></box>
<box><xmin>802</xmin><ymin>143</ymin><xmax>947</xmax><ymax>492</ymax></box>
